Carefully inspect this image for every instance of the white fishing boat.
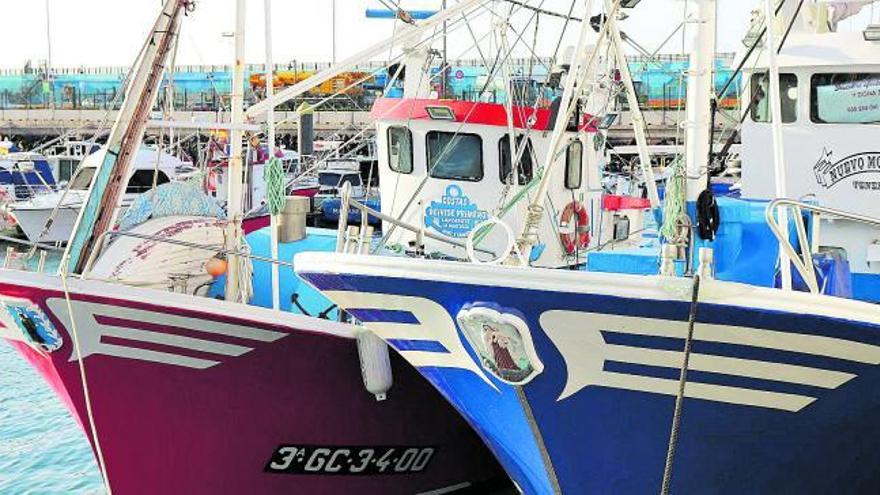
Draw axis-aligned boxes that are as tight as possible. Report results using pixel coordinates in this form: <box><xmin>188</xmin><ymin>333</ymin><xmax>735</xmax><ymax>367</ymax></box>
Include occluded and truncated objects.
<box><xmin>9</xmin><ymin>146</ymin><xmax>182</xmax><ymax>243</ymax></box>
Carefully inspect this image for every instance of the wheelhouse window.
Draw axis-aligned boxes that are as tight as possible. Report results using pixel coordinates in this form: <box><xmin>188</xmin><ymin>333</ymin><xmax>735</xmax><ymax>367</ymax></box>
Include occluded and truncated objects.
<box><xmin>498</xmin><ymin>135</ymin><xmax>534</xmax><ymax>185</ymax></box>
<box><xmin>811</xmin><ymin>73</ymin><xmax>880</xmax><ymax>124</ymax></box>
<box><xmin>387</xmin><ymin>126</ymin><xmax>413</xmax><ymax>173</ymax></box>
<box><xmin>58</xmin><ymin>159</ymin><xmax>79</xmax><ymax>182</ymax></box>
<box><xmin>426</xmin><ymin>131</ymin><xmax>483</xmax><ymax>181</ymax></box>
<box><xmin>565</xmin><ymin>140</ymin><xmax>583</xmax><ymax>189</ymax></box>
<box><xmin>750</xmin><ymin>73</ymin><xmax>798</xmax><ymax>123</ymax></box>
<box><xmin>319</xmin><ymin>172</ymin><xmax>362</xmax><ymax>188</ymax></box>
<box><xmin>339</xmin><ymin>174</ymin><xmax>362</xmax><ymax>188</ymax></box>
<box><xmin>125</xmin><ymin>169</ymin><xmax>170</xmax><ymax>194</ymax></box>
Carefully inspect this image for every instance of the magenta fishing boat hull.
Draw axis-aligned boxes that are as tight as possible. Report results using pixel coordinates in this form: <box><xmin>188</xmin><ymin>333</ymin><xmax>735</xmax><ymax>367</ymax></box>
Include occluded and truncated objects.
<box><xmin>242</xmin><ymin>214</ymin><xmax>271</xmax><ymax>234</ymax></box>
<box><xmin>291</xmin><ymin>186</ymin><xmax>320</xmax><ymax>198</ymax></box>
<box><xmin>0</xmin><ymin>270</ymin><xmax>507</xmax><ymax>494</ymax></box>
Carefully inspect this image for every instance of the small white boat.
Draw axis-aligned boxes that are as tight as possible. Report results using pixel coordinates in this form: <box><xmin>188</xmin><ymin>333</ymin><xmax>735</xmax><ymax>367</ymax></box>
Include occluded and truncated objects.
<box><xmin>10</xmin><ymin>146</ymin><xmax>182</xmax><ymax>243</ymax></box>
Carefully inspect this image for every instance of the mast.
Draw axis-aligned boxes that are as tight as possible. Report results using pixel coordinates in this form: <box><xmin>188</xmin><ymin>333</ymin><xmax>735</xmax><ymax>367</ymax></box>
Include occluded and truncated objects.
<box><xmin>332</xmin><ymin>0</ymin><xmax>337</xmax><ymax>64</ymax></box>
<box><xmin>63</xmin><ymin>0</ymin><xmax>192</xmax><ymax>275</ymax></box>
<box><xmin>45</xmin><ymin>0</ymin><xmax>54</xmax><ymax>109</ymax></box>
<box><xmin>763</xmin><ymin>0</ymin><xmax>792</xmax><ymax>290</ymax></box>
<box><xmin>265</xmin><ymin>0</ymin><xmax>281</xmax><ymax>310</ymax></box>
<box><xmin>225</xmin><ymin>0</ymin><xmax>248</xmax><ymax>302</ymax></box>
<box><xmin>684</xmin><ymin>0</ymin><xmax>716</xmax><ymax>202</ymax></box>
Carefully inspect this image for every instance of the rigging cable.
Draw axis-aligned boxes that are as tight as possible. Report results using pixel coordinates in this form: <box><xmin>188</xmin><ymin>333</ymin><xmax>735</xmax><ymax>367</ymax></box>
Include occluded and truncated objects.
<box><xmin>659</xmin><ymin>272</ymin><xmax>702</xmax><ymax>495</ymax></box>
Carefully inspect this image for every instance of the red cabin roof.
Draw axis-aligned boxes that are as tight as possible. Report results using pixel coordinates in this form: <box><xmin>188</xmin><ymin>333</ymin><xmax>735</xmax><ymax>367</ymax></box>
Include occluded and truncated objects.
<box><xmin>370</xmin><ymin>97</ymin><xmax>559</xmax><ymax>131</ymax></box>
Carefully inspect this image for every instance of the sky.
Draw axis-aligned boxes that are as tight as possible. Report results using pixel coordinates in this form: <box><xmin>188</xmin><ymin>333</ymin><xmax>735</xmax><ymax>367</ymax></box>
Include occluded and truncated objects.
<box><xmin>0</xmin><ymin>0</ymin><xmax>877</xmax><ymax>70</ymax></box>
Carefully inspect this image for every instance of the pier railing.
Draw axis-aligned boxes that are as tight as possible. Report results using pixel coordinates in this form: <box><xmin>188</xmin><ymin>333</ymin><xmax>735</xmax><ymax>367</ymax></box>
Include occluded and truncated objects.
<box><xmin>0</xmin><ymin>54</ymin><xmax>741</xmax><ymax>113</ymax></box>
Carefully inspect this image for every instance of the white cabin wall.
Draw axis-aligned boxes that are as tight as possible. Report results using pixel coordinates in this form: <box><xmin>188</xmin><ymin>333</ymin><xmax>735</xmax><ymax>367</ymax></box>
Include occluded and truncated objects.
<box><xmin>377</xmin><ymin>119</ymin><xmax>593</xmax><ymax>267</ymax></box>
<box><xmin>740</xmin><ymin>63</ymin><xmax>880</xmax><ymax>274</ymax></box>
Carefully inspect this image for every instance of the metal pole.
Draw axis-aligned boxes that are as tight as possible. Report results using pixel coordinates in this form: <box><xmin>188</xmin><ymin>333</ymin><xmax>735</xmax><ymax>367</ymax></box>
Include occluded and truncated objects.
<box><xmin>225</xmin><ymin>0</ymin><xmax>247</xmax><ymax>302</ymax></box>
<box><xmin>265</xmin><ymin>0</ymin><xmax>281</xmax><ymax>310</ymax></box>
<box><xmin>607</xmin><ymin>2</ymin><xmax>660</xmax><ymax>210</ymax></box>
<box><xmin>245</xmin><ymin>0</ymin><xmax>486</xmax><ymax>118</ymax></box>
<box><xmin>45</xmin><ymin>0</ymin><xmax>54</xmax><ymax>109</ymax></box>
<box><xmin>763</xmin><ymin>0</ymin><xmax>792</xmax><ymax>290</ymax></box>
<box><xmin>332</xmin><ymin>0</ymin><xmax>337</xmax><ymax>64</ymax></box>
<box><xmin>684</xmin><ymin>0</ymin><xmax>716</xmax><ymax>202</ymax></box>
<box><xmin>442</xmin><ymin>0</ymin><xmax>448</xmax><ymax>98</ymax></box>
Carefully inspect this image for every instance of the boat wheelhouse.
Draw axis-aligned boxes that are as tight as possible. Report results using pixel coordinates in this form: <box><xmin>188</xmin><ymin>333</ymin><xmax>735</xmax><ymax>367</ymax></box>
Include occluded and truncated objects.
<box><xmin>373</xmin><ymin>96</ymin><xmax>602</xmax><ymax>267</ymax></box>
<box><xmin>0</xmin><ymin>152</ymin><xmax>57</xmax><ymax>201</ymax></box>
<box><xmin>741</xmin><ymin>30</ymin><xmax>880</xmax><ymax>301</ymax></box>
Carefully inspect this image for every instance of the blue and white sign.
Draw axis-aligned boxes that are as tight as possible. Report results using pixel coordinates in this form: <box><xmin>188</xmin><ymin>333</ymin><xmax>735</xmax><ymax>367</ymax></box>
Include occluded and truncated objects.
<box><xmin>0</xmin><ymin>300</ymin><xmax>62</xmax><ymax>353</ymax></box>
<box><xmin>424</xmin><ymin>185</ymin><xmax>489</xmax><ymax>238</ymax></box>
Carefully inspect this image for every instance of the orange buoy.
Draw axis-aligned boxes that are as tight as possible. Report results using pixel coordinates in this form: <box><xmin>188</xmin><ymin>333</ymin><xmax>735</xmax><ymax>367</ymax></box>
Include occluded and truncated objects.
<box><xmin>206</xmin><ymin>169</ymin><xmax>218</xmax><ymax>192</ymax></box>
<box><xmin>559</xmin><ymin>201</ymin><xmax>590</xmax><ymax>255</ymax></box>
<box><xmin>205</xmin><ymin>255</ymin><xmax>228</xmax><ymax>277</ymax></box>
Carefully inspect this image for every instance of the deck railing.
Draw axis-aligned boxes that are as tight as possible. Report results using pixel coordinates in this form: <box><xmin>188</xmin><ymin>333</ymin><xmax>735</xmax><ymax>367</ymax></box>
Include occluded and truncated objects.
<box><xmin>766</xmin><ymin>199</ymin><xmax>880</xmax><ymax>294</ymax></box>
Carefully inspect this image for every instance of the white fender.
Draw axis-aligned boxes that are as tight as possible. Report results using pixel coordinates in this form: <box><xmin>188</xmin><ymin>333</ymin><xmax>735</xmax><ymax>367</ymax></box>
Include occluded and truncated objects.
<box><xmin>356</xmin><ymin>329</ymin><xmax>393</xmax><ymax>401</ymax></box>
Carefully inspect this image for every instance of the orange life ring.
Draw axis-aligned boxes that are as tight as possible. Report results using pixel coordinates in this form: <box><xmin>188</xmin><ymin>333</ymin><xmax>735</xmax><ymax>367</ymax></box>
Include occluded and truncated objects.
<box><xmin>560</xmin><ymin>201</ymin><xmax>590</xmax><ymax>254</ymax></box>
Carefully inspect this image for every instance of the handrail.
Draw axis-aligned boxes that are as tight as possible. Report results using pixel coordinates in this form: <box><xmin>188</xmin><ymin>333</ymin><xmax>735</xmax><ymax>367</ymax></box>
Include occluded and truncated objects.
<box><xmin>765</xmin><ymin>198</ymin><xmax>880</xmax><ymax>294</ymax></box>
<box><xmin>82</xmin><ymin>229</ymin><xmax>294</xmax><ymax>277</ymax></box>
<box><xmin>0</xmin><ymin>233</ymin><xmax>64</xmax><ymax>252</ymax></box>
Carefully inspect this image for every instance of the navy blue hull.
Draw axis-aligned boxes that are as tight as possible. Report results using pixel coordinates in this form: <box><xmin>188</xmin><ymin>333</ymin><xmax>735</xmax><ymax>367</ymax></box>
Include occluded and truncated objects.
<box><xmin>300</xmin><ymin>266</ymin><xmax>880</xmax><ymax>494</ymax></box>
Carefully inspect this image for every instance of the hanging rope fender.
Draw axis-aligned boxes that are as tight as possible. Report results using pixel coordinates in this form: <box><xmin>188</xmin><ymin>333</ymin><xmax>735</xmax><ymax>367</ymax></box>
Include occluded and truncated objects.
<box><xmin>696</xmin><ymin>189</ymin><xmax>720</xmax><ymax>241</ymax></box>
<box><xmin>559</xmin><ymin>201</ymin><xmax>590</xmax><ymax>254</ymax></box>
<box><xmin>264</xmin><ymin>156</ymin><xmax>286</xmax><ymax>216</ymax></box>
<box><xmin>659</xmin><ymin>273</ymin><xmax>702</xmax><ymax>495</ymax></box>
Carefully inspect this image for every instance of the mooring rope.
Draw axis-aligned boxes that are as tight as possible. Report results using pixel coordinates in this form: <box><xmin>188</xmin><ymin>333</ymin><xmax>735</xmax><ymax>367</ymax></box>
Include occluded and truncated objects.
<box><xmin>59</xmin><ymin>256</ymin><xmax>113</xmax><ymax>494</ymax></box>
<box><xmin>660</xmin><ymin>273</ymin><xmax>701</xmax><ymax>495</ymax></box>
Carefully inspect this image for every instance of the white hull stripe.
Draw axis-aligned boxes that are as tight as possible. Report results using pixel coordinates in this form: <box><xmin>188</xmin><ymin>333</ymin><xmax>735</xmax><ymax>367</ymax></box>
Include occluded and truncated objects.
<box><xmin>46</xmin><ymin>298</ymin><xmax>287</xmax><ymax>369</ymax></box>
<box><xmin>541</xmin><ymin>311</ymin><xmax>880</xmax><ymax>411</ymax></box>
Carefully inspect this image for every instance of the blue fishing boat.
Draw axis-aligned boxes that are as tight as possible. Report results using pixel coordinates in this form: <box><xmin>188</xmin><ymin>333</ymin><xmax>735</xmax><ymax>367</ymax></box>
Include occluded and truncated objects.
<box><xmin>296</xmin><ymin>2</ymin><xmax>880</xmax><ymax>493</ymax></box>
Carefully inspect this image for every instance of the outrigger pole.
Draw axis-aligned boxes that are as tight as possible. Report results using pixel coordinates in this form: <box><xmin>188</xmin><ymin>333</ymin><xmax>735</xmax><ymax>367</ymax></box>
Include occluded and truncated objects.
<box><xmin>64</xmin><ymin>0</ymin><xmax>193</xmax><ymax>275</ymax></box>
<box><xmin>605</xmin><ymin>0</ymin><xmax>661</xmax><ymax>215</ymax></box>
<box><xmin>264</xmin><ymin>0</ymin><xmax>281</xmax><ymax>310</ymax></box>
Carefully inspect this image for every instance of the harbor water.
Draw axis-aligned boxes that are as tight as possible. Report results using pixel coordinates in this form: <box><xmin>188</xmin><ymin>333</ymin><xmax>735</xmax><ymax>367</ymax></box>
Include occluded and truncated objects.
<box><xmin>0</xmin><ymin>341</ymin><xmax>104</xmax><ymax>493</ymax></box>
<box><xmin>0</xmin><ymin>243</ymin><xmax>103</xmax><ymax>493</ymax></box>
